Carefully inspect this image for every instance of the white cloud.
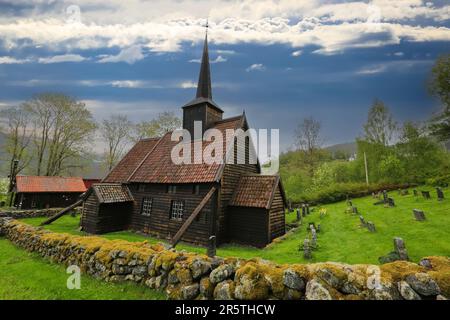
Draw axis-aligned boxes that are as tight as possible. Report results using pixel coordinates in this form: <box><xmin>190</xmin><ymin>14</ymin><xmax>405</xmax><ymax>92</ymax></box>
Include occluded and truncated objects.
<box><xmin>356</xmin><ymin>59</ymin><xmax>433</xmax><ymax>75</ymax></box>
<box><xmin>246</xmin><ymin>63</ymin><xmax>266</xmax><ymax>72</ymax></box>
<box><xmin>38</xmin><ymin>54</ymin><xmax>87</xmax><ymax>63</ymax></box>
<box><xmin>0</xmin><ymin>56</ymin><xmax>30</xmax><ymax>64</ymax></box>
<box><xmin>179</xmin><ymin>81</ymin><xmax>197</xmax><ymax>89</ymax></box>
<box><xmin>189</xmin><ymin>55</ymin><xmax>227</xmax><ymax>63</ymax></box>
<box><xmin>0</xmin><ymin>1</ymin><xmax>448</xmax><ymax>56</ymax></box>
<box><xmin>292</xmin><ymin>50</ymin><xmax>303</xmax><ymax>57</ymax></box>
<box><xmin>97</xmin><ymin>45</ymin><xmax>145</xmax><ymax>64</ymax></box>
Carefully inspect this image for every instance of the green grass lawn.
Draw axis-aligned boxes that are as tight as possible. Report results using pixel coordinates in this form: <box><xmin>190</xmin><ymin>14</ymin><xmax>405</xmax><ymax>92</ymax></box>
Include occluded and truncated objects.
<box><xmin>0</xmin><ymin>238</ymin><xmax>165</xmax><ymax>300</ymax></box>
<box><xmin>20</xmin><ymin>187</ymin><xmax>450</xmax><ymax>265</ymax></box>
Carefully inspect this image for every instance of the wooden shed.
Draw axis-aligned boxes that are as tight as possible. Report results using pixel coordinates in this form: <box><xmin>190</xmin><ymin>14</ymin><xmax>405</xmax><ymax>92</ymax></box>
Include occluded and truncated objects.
<box><xmin>14</xmin><ymin>175</ymin><xmax>87</xmax><ymax>209</ymax></box>
<box><xmin>81</xmin><ymin>184</ymin><xmax>134</xmax><ymax>234</ymax></box>
<box><xmin>227</xmin><ymin>175</ymin><xmax>287</xmax><ymax>247</ymax></box>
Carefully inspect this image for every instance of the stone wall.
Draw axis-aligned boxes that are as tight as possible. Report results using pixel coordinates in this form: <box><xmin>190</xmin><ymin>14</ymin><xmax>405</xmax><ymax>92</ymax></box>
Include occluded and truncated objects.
<box><xmin>0</xmin><ymin>207</ymin><xmax>82</xmax><ymax>219</ymax></box>
<box><xmin>0</xmin><ymin>217</ymin><xmax>448</xmax><ymax>300</ymax></box>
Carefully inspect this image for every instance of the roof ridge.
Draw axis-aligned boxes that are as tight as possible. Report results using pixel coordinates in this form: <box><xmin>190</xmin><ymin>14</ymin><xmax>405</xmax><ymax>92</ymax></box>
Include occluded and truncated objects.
<box><xmin>214</xmin><ymin>115</ymin><xmax>243</xmax><ymax>124</ymax></box>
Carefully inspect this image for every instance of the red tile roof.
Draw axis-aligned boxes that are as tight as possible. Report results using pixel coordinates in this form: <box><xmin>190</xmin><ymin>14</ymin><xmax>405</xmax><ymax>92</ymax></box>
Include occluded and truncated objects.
<box><xmin>103</xmin><ymin>138</ymin><xmax>160</xmax><ymax>183</ymax></box>
<box><xmin>103</xmin><ymin>115</ymin><xmax>244</xmax><ymax>184</ymax></box>
<box><xmin>229</xmin><ymin>175</ymin><xmax>285</xmax><ymax>209</ymax></box>
<box><xmin>15</xmin><ymin>176</ymin><xmax>87</xmax><ymax>193</ymax></box>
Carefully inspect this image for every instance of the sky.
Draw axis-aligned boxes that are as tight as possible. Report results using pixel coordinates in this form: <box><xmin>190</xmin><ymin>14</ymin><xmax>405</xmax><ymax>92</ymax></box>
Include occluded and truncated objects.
<box><xmin>0</xmin><ymin>0</ymin><xmax>449</xmax><ymax>153</ymax></box>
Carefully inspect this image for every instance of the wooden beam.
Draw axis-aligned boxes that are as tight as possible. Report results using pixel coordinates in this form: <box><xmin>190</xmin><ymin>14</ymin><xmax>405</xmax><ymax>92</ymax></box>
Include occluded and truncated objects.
<box><xmin>170</xmin><ymin>186</ymin><xmax>217</xmax><ymax>248</ymax></box>
<box><xmin>40</xmin><ymin>190</ymin><xmax>90</xmax><ymax>226</ymax></box>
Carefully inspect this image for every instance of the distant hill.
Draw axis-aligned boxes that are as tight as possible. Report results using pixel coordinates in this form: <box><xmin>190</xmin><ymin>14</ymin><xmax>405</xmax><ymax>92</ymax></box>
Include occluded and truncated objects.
<box><xmin>323</xmin><ymin>142</ymin><xmax>357</xmax><ymax>157</ymax></box>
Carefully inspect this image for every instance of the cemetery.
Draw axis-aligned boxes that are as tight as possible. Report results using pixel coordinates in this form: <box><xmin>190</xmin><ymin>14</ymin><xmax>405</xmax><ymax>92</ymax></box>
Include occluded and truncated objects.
<box><xmin>14</xmin><ymin>186</ymin><xmax>450</xmax><ymax>265</ymax></box>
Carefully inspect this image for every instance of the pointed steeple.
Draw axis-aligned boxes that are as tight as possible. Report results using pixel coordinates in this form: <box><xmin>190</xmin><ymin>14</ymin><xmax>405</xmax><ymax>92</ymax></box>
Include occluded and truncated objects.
<box><xmin>196</xmin><ymin>32</ymin><xmax>212</xmax><ymax>99</ymax></box>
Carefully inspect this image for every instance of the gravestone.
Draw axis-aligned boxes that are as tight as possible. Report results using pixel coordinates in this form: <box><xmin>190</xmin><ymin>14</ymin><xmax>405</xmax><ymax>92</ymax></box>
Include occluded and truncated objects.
<box><xmin>387</xmin><ymin>198</ymin><xmax>395</xmax><ymax>207</ymax></box>
<box><xmin>394</xmin><ymin>237</ymin><xmax>409</xmax><ymax>261</ymax></box>
<box><xmin>207</xmin><ymin>235</ymin><xmax>217</xmax><ymax>258</ymax></box>
<box><xmin>413</xmin><ymin>189</ymin><xmax>418</xmax><ymax>197</ymax></box>
<box><xmin>367</xmin><ymin>221</ymin><xmax>376</xmax><ymax>232</ymax></box>
<box><xmin>310</xmin><ymin>227</ymin><xmax>317</xmax><ymax>248</ymax></box>
<box><xmin>317</xmin><ymin>224</ymin><xmax>321</xmax><ymax>233</ymax></box>
<box><xmin>359</xmin><ymin>215</ymin><xmax>367</xmax><ymax>227</ymax></box>
<box><xmin>306</xmin><ymin>204</ymin><xmax>310</xmax><ymax>215</ymax></box>
<box><xmin>296</xmin><ymin>208</ymin><xmax>301</xmax><ymax>222</ymax></box>
<box><xmin>352</xmin><ymin>206</ymin><xmax>358</xmax><ymax>214</ymax></box>
<box><xmin>421</xmin><ymin>191</ymin><xmax>431</xmax><ymax>199</ymax></box>
<box><xmin>303</xmin><ymin>239</ymin><xmax>312</xmax><ymax>259</ymax></box>
<box><xmin>413</xmin><ymin>209</ymin><xmax>426</xmax><ymax>221</ymax></box>
<box><xmin>302</xmin><ymin>204</ymin><xmax>306</xmax><ymax>217</ymax></box>
<box><xmin>383</xmin><ymin>190</ymin><xmax>388</xmax><ymax>202</ymax></box>
<box><xmin>436</xmin><ymin>188</ymin><xmax>444</xmax><ymax>201</ymax></box>
<box><xmin>372</xmin><ymin>192</ymin><xmax>376</xmax><ymax>199</ymax></box>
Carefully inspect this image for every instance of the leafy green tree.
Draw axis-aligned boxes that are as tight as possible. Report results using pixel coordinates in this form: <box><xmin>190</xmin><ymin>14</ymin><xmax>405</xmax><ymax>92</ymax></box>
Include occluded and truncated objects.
<box><xmin>132</xmin><ymin>111</ymin><xmax>181</xmax><ymax>141</ymax></box>
<box><xmin>363</xmin><ymin>99</ymin><xmax>398</xmax><ymax>146</ymax></box>
<box><xmin>428</xmin><ymin>54</ymin><xmax>450</xmax><ymax>142</ymax></box>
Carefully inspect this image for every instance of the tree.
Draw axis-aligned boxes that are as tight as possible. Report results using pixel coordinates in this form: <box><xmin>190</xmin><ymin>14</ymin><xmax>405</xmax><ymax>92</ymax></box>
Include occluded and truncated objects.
<box><xmin>100</xmin><ymin>115</ymin><xmax>133</xmax><ymax>171</ymax></box>
<box><xmin>294</xmin><ymin>116</ymin><xmax>323</xmax><ymax>176</ymax></box>
<box><xmin>0</xmin><ymin>105</ymin><xmax>32</xmax><ymax>177</ymax></box>
<box><xmin>363</xmin><ymin>99</ymin><xmax>397</xmax><ymax>146</ymax></box>
<box><xmin>428</xmin><ymin>54</ymin><xmax>450</xmax><ymax>142</ymax></box>
<box><xmin>26</xmin><ymin>93</ymin><xmax>97</xmax><ymax>176</ymax></box>
<box><xmin>132</xmin><ymin>111</ymin><xmax>181</xmax><ymax>141</ymax></box>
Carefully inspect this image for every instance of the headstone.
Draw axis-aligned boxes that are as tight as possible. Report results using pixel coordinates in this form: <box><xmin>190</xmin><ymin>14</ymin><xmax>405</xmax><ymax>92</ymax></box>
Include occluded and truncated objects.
<box><xmin>387</xmin><ymin>198</ymin><xmax>395</xmax><ymax>207</ymax></box>
<box><xmin>207</xmin><ymin>236</ymin><xmax>216</xmax><ymax>258</ymax></box>
<box><xmin>372</xmin><ymin>192</ymin><xmax>376</xmax><ymax>199</ymax></box>
<box><xmin>436</xmin><ymin>188</ymin><xmax>444</xmax><ymax>201</ymax></box>
<box><xmin>317</xmin><ymin>224</ymin><xmax>321</xmax><ymax>233</ymax></box>
<box><xmin>306</xmin><ymin>204</ymin><xmax>310</xmax><ymax>215</ymax></box>
<box><xmin>383</xmin><ymin>190</ymin><xmax>388</xmax><ymax>202</ymax></box>
<box><xmin>302</xmin><ymin>204</ymin><xmax>306</xmax><ymax>217</ymax></box>
<box><xmin>352</xmin><ymin>206</ymin><xmax>358</xmax><ymax>214</ymax></box>
<box><xmin>310</xmin><ymin>228</ymin><xmax>317</xmax><ymax>248</ymax></box>
<box><xmin>413</xmin><ymin>209</ymin><xmax>426</xmax><ymax>221</ymax></box>
<box><xmin>359</xmin><ymin>215</ymin><xmax>367</xmax><ymax>227</ymax></box>
<box><xmin>367</xmin><ymin>221</ymin><xmax>376</xmax><ymax>232</ymax></box>
<box><xmin>296</xmin><ymin>208</ymin><xmax>301</xmax><ymax>222</ymax></box>
<box><xmin>421</xmin><ymin>191</ymin><xmax>431</xmax><ymax>199</ymax></box>
<box><xmin>303</xmin><ymin>239</ymin><xmax>312</xmax><ymax>259</ymax></box>
<box><xmin>308</xmin><ymin>222</ymin><xmax>316</xmax><ymax>230</ymax></box>
<box><xmin>394</xmin><ymin>237</ymin><xmax>409</xmax><ymax>261</ymax></box>
<box><xmin>413</xmin><ymin>189</ymin><xmax>418</xmax><ymax>197</ymax></box>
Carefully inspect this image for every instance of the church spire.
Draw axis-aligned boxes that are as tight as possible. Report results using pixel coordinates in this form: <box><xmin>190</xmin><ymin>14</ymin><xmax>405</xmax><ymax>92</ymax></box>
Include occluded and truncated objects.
<box><xmin>196</xmin><ymin>26</ymin><xmax>212</xmax><ymax>99</ymax></box>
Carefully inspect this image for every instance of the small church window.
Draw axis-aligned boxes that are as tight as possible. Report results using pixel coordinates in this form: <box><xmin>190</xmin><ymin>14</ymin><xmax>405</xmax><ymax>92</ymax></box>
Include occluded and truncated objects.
<box><xmin>170</xmin><ymin>200</ymin><xmax>184</xmax><ymax>220</ymax></box>
<box><xmin>141</xmin><ymin>197</ymin><xmax>153</xmax><ymax>216</ymax></box>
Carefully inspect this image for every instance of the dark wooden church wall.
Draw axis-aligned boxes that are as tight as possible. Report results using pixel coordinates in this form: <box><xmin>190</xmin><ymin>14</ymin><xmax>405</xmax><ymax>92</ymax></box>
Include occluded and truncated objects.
<box><xmin>219</xmin><ymin>135</ymin><xmax>259</xmax><ymax>243</ymax></box>
<box><xmin>129</xmin><ymin>183</ymin><xmax>215</xmax><ymax>246</ymax></box>
<box><xmin>269</xmin><ymin>187</ymin><xmax>286</xmax><ymax>240</ymax></box>
<box><xmin>227</xmin><ymin>206</ymin><xmax>268</xmax><ymax>248</ymax></box>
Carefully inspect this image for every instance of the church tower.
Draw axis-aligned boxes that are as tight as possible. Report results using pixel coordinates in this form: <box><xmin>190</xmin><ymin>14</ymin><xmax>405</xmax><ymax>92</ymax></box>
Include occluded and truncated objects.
<box><xmin>182</xmin><ymin>32</ymin><xmax>223</xmax><ymax>138</ymax></box>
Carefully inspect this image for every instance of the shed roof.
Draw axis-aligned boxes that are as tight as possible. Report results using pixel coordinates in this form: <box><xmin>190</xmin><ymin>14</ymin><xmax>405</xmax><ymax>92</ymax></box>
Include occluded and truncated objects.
<box><xmin>15</xmin><ymin>176</ymin><xmax>87</xmax><ymax>193</ymax></box>
<box><xmin>229</xmin><ymin>175</ymin><xmax>287</xmax><ymax>209</ymax></box>
<box><xmin>103</xmin><ymin>115</ymin><xmax>245</xmax><ymax>184</ymax></box>
<box><xmin>91</xmin><ymin>184</ymin><xmax>134</xmax><ymax>204</ymax></box>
